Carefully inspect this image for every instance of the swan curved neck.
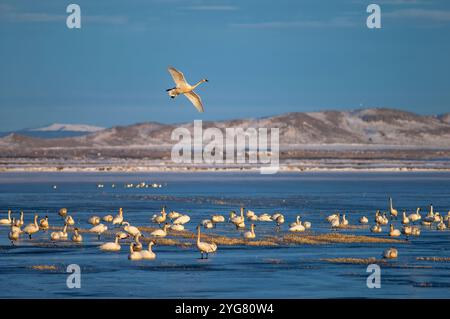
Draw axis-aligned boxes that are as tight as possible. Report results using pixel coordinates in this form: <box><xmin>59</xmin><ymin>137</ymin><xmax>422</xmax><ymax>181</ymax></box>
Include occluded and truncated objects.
<box><xmin>197</xmin><ymin>227</ymin><xmax>201</xmax><ymax>243</ymax></box>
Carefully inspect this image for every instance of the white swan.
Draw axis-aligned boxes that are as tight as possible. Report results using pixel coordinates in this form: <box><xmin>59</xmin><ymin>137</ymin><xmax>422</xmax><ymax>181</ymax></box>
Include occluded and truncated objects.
<box><xmin>152</xmin><ymin>206</ymin><xmax>167</xmax><ymax>225</ymax></box>
<box><xmin>166</xmin><ymin>66</ymin><xmax>208</xmax><ymax>113</ymax></box>
<box><xmin>211</xmin><ymin>214</ymin><xmax>225</xmax><ymax>223</ymax></box>
<box><xmin>90</xmin><ymin>223</ymin><xmax>108</xmax><ymax>240</ymax></box>
<box><xmin>112</xmin><ymin>208</ymin><xmax>124</xmax><ymax>225</ymax></box>
<box><xmin>51</xmin><ymin>223</ymin><xmax>68</xmax><ymax>241</ymax></box>
<box><xmin>151</xmin><ymin>223</ymin><xmax>169</xmax><ymax>237</ymax></box>
<box><xmin>168</xmin><ymin>211</ymin><xmax>182</xmax><ymax>220</ymax></box>
<box><xmin>370</xmin><ymin>223</ymin><xmax>382</xmax><ymax>233</ymax></box>
<box><xmin>122</xmin><ymin>221</ymin><xmax>141</xmax><ymax>237</ymax></box>
<box><xmin>289</xmin><ymin>223</ymin><xmax>305</xmax><ymax>232</ymax></box>
<box><xmin>230</xmin><ymin>208</ymin><xmax>245</xmax><ymax>226</ymax></box>
<box><xmin>258</xmin><ymin>213</ymin><xmax>272</xmax><ymax>222</ymax></box>
<box><xmin>72</xmin><ymin>228</ymin><xmax>83</xmax><ymax>242</ymax></box>
<box><xmin>402</xmin><ymin>211</ymin><xmax>410</xmax><ymax>225</ymax></box>
<box><xmin>389</xmin><ymin>224</ymin><xmax>401</xmax><ymax>237</ymax></box>
<box><xmin>140</xmin><ymin>242</ymin><xmax>156</xmax><ymax>260</ymax></box>
<box><xmin>383</xmin><ymin>248</ymin><xmax>398</xmax><ymax>259</ymax></box>
<box><xmin>99</xmin><ymin>233</ymin><xmax>123</xmax><ymax>251</ymax></box>
<box><xmin>246</xmin><ymin>210</ymin><xmax>256</xmax><ymax>218</ymax></box>
<box><xmin>359</xmin><ymin>216</ymin><xmax>369</xmax><ymax>224</ymax></box>
<box><xmin>9</xmin><ymin>226</ymin><xmax>20</xmax><ymax>245</ymax></box>
<box><xmin>0</xmin><ymin>210</ymin><xmax>12</xmax><ymax>225</ymax></box>
<box><xmin>132</xmin><ymin>233</ymin><xmax>143</xmax><ymax>252</ymax></box>
<box><xmin>389</xmin><ymin>197</ymin><xmax>398</xmax><ymax>218</ymax></box>
<box><xmin>274</xmin><ymin>214</ymin><xmax>285</xmax><ymax>229</ymax></box>
<box><xmin>330</xmin><ymin>214</ymin><xmax>340</xmax><ymax>228</ymax></box>
<box><xmin>202</xmin><ymin>219</ymin><xmax>214</xmax><ymax>229</ymax></box>
<box><xmin>408</xmin><ymin>208</ymin><xmax>422</xmax><ymax>223</ymax></box>
<box><xmin>437</xmin><ymin>220</ymin><xmax>447</xmax><ymax>230</ymax></box>
<box><xmin>196</xmin><ymin>225</ymin><xmax>217</xmax><ymax>259</ymax></box>
<box><xmin>169</xmin><ymin>224</ymin><xmax>185</xmax><ymax>231</ymax></box>
<box><xmin>88</xmin><ymin>216</ymin><xmax>101</xmax><ymax>226</ymax></box>
<box><xmin>116</xmin><ymin>231</ymin><xmax>129</xmax><ymax>240</ymax></box>
<box><xmin>23</xmin><ymin>215</ymin><xmax>40</xmax><ymax>239</ymax></box>
<box><xmin>65</xmin><ymin>215</ymin><xmax>75</xmax><ymax>226</ymax></box>
<box><xmin>402</xmin><ymin>225</ymin><xmax>412</xmax><ymax>236</ymax></box>
<box><xmin>243</xmin><ymin>224</ymin><xmax>256</xmax><ymax>239</ymax></box>
<box><xmin>173</xmin><ymin>214</ymin><xmax>190</xmax><ymax>225</ymax></box>
<box><xmin>58</xmin><ymin>208</ymin><xmax>68</xmax><ymax>218</ymax></box>
<box><xmin>15</xmin><ymin>212</ymin><xmax>24</xmax><ymax>227</ymax></box>
<box><xmin>290</xmin><ymin>216</ymin><xmax>301</xmax><ymax>227</ymax></box>
<box><xmin>341</xmin><ymin>214</ymin><xmax>349</xmax><ymax>226</ymax></box>
<box><xmin>39</xmin><ymin>216</ymin><xmax>49</xmax><ymax>230</ymax></box>
<box><xmin>326</xmin><ymin>213</ymin><xmax>339</xmax><ymax>223</ymax></box>
<box><xmin>128</xmin><ymin>243</ymin><xmax>143</xmax><ymax>261</ymax></box>
<box><xmin>102</xmin><ymin>215</ymin><xmax>113</xmax><ymax>223</ymax></box>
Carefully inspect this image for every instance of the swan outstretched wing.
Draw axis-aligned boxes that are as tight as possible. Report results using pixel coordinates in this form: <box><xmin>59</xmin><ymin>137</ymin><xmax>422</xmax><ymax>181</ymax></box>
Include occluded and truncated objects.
<box><xmin>184</xmin><ymin>91</ymin><xmax>204</xmax><ymax>113</ymax></box>
<box><xmin>168</xmin><ymin>67</ymin><xmax>188</xmax><ymax>86</ymax></box>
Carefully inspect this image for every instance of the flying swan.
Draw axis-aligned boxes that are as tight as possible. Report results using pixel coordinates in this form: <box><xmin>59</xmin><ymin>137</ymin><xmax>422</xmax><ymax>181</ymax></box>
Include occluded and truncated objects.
<box><xmin>166</xmin><ymin>66</ymin><xmax>208</xmax><ymax>113</ymax></box>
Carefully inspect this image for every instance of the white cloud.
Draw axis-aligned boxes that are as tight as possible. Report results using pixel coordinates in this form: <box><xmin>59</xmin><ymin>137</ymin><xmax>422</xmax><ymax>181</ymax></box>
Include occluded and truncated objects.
<box><xmin>230</xmin><ymin>17</ymin><xmax>356</xmax><ymax>29</ymax></box>
<box><xmin>0</xmin><ymin>4</ymin><xmax>127</xmax><ymax>25</ymax></box>
<box><xmin>385</xmin><ymin>8</ymin><xmax>450</xmax><ymax>22</ymax></box>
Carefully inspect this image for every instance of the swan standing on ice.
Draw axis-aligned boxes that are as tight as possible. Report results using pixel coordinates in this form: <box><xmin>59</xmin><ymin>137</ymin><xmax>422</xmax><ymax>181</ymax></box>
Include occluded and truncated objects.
<box><xmin>389</xmin><ymin>197</ymin><xmax>398</xmax><ymax>219</ymax></box>
<box><xmin>90</xmin><ymin>223</ymin><xmax>108</xmax><ymax>240</ymax></box>
<box><xmin>122</xmin><ymin>221</ymin><xmax>141</xmax><ymax>237</ymax></box>
<box><xmin>152</xmin><ymin>206</ymin><xmax>167</xmax><ymax>225</ymax></box>
<box><xmin>166</xmin><ymin>66</ymin><xmax>208</xmax><ymax>113</ymax></box>
<box><xmin>196</xmin><ymin>225</ymin><xmax>217</xmax><ymax>259</ymax></box>
<box><xmin>112</xmin><ymin>208</ymin><xmax>124</xmax><ymax>226</ymax></box>
<box><xmin>23</xmin><ymin>215</ymin><xmax>40</xmax><ymax>239</ymax></box>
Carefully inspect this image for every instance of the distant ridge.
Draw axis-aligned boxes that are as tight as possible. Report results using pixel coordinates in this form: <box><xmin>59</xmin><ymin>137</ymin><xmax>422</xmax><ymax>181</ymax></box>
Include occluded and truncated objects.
<box><xmin>2</xmin><ymin>108</ymin><xmax>450</xmax><ymax>148</ymax></box>
<box><xmin>0</xmin><ymin>123</ymin><xmax>105</xmax><ymax>139</ymax></box>
<box><xmin>30</xmin><ymin>123</ymin><xmax>104</xmax><ymax>132</ymax></box>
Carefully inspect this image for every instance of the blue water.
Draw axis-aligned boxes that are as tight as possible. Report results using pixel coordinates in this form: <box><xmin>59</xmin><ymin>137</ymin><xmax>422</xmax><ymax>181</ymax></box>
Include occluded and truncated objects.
<box><xmin>0</xmin><ymin>172</ymin><xmax>450</xmax><ymax>298</ymax></box>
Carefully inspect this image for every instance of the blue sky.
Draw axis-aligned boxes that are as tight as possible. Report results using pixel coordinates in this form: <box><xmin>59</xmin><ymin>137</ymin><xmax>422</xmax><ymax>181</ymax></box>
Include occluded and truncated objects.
<box><xmin>1</xmin><ymin>0</ymin><xmax>450</xmax><ymax>131</ymax></box>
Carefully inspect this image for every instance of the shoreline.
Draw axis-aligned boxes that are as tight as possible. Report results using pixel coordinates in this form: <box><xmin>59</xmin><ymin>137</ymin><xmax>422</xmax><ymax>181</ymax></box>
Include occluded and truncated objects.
<box><xmin>2</xmin><ymin>165</ymin><xmax>450</xmax><ymax>173</ymax></box>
